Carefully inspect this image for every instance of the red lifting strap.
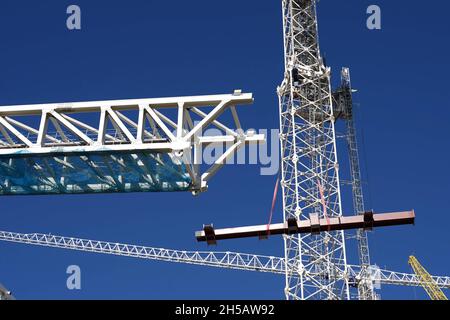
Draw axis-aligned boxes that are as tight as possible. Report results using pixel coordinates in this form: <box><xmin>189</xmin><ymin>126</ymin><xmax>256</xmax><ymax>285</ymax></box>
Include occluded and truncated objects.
<box><xmin>317</xmin><ymin>179</ymin><xmax>331</xmax><ymax>232</ymax></box>
<box><xmin>266</xmin><ymin>174</ymin><xmax>280</xmax><ymax>237</ymax></box>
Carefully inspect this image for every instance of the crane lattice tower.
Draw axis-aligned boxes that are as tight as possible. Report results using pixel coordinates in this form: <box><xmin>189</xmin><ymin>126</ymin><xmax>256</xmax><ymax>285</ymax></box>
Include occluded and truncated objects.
<box><xmin>278</xmin><ymin>0</ymin><xmax>349</xmax><ymax>300</ymax></box>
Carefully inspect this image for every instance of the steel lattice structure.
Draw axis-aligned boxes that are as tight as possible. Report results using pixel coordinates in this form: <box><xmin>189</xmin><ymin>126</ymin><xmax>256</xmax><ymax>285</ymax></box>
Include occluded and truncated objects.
<box><xmin>1</xmin><ymin>230</ymin><xmax>449</xmax><ymax>292</ymax></box>
<box><xmin>0</xmin><ymin>1</ymin><xmax>449</xmax><ymax>301</ymax></box>
<box><xmin>0</xmin><ymin>92</ymin><xmax>263</xmax><ymax>195</ymax></box>
<box><xmin>408</xmin><ymin>256</ymin><xmax>448</xmax><ymax>300</ymax></box>
<box><xmin>333</xmin><ymin>68</ymin><xmax>374</xmax><ymax>300</ymax></box>
<box><xmin>277</xmin><ymin>0</ymin><xmax>349</xmax><ymax>300</ymax></box>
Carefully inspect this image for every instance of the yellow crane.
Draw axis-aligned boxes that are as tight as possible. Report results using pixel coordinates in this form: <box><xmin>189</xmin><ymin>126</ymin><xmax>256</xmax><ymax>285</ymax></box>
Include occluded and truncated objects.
<box><xmin>408</xmin><ymin>256</ymin><xmax>448</xmax><ymax>300</ymax></box>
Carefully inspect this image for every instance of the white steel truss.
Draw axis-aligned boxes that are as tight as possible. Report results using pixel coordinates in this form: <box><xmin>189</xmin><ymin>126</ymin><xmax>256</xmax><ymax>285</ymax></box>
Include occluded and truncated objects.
<box><xmin>0</xmin><ymin>2</ymin><xmax>444</xmax><ymax>301</ymax></box>
<box><xmin>0</xmin><ymin>92</ymin><xmax>264</xmax><ymax>194</ymax></box>
<box><xmin>0</xmin><ymin>230</ymin><xmax>449</xmax><ymax>292</ymax></box>
<box><xmin>333</xmin><ymin>68</ymin><xmax>374</xmax><ymax>300</ymax></box>
<box><xmin>278</xmin><ymin>0</ymin><xmax>349</xmax><ymax>299</ymax></box>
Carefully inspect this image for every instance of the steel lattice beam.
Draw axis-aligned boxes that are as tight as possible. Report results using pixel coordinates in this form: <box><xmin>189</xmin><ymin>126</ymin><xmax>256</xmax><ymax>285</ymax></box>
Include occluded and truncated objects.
<box><xmin>0</xmin><ymin>92</ymin><xmax>264</xmax><ymax>195</ymax></box>
<box><xmin>408</xmin><ymin>256</ymin><xmax>448</xmax><ymax>300</ymax></box>
<box><xmin>0</xmin><ymin>230</ymin><xmax>449</xmax><ymax>292</ymax></box>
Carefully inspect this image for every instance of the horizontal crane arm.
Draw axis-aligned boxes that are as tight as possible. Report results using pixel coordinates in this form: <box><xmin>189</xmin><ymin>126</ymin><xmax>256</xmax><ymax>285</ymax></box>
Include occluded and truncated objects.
<box><xmin>0</xmin><ymin>229</ymin><xmax>449</xmax><ymax>290</ymax></box>
<box><xmin>0</xmin><ymin>91</ymin><xmax>264</xmax><ymax>195</ymax></box>
<box><xmin>0</xmin><ymin>230</ymin><xmax>285</xmax><ymax>275</ymax></box>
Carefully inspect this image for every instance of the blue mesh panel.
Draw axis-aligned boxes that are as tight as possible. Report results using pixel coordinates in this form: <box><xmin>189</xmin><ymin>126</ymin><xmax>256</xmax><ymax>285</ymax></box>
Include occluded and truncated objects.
<box><xmin>0</xmin><ymin>151</ymin><xmax>192</xmax><ymax>195</ymax></box>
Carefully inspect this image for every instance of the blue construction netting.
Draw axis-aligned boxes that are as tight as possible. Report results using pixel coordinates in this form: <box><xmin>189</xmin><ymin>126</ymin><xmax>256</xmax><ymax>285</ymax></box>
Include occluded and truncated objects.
<box><xmin>0</xmin><ymin>151</ymin><xmax>192</xmax><ymax>195</ymax></box>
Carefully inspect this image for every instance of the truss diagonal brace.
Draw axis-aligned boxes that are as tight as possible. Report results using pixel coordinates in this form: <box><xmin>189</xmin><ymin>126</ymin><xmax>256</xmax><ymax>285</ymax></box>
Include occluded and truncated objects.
<box><xmin>0</xmin><ymin>92</ymin><xmax>264</xmax><ymax>195</ymax></box>
<box><xmin>196</xmin><ymin>211</ymin><xmax>415</xmax><ymax>243</ymax></box>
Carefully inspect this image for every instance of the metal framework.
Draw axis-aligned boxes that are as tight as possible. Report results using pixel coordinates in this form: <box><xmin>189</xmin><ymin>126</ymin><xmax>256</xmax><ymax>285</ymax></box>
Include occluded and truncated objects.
<box><xmin>333</xmin><ymin>68</ymin><xmax>374</xmax><ymax>299</ymax></box>
<box><xmin>277</xmin><ymin>0</ymin><xmax>349</xmax><ymax>299</ymax></box>
<box><xmin>0</xmin><ymin>92</ymin><xmax>263</xmax><ymax>195</ymax></box>
<box><xmin>408</xmin><ymin>256</ymin><xmax>448</xmax><ymax>300</ymax></box>
<box><xmin>1</xmin><ymin>230</ymin><xmax>449</xmax><ymax>293</ymax></box>
<box><xmin>0</xmin><ymin>1</ymin><xmax>448</xmax><ymax>301</ymax></box>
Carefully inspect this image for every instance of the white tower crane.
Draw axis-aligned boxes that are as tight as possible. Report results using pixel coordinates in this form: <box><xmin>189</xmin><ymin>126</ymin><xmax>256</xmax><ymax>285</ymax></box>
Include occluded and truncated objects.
<box><xmin>0</xmin><ymin>1</ymin><xmax>448</xmax><ymax>301</ymax></box>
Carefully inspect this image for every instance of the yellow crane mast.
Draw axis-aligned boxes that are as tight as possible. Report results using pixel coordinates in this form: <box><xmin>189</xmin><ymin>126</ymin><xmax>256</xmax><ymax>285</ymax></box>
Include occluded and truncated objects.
<box><xmin>408</xmin><ymin>256</ymin><xmax>448</xmax><ymax>300</ymax></box>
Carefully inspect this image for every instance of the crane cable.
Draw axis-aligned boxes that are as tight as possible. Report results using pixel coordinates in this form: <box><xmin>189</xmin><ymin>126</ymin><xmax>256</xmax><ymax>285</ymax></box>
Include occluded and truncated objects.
<box><xmin>266</xmin><ymin>173</ymin><xmax>280</xmax><ymax>236</ymax></box>
<box><xmin>317</xmin><ymin>178</ymin><xmax>331</xmax><ymax>231</ymax></box>
<box><xmin>265</xmin><ymin>175</ymin><xmax>332</xmax><ymax>236</ymax></box>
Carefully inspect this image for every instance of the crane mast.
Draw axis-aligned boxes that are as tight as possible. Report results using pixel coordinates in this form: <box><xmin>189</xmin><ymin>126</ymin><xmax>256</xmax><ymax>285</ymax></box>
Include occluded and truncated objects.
<box><xmin>278</xmin><ymin>0</ymin><xmax>349</xmax><ymax>300</ymax></box>
<box><xmin>334</xmin><ymin>68</ymin><xmax>374</xmax><ymax>300</ymax></box>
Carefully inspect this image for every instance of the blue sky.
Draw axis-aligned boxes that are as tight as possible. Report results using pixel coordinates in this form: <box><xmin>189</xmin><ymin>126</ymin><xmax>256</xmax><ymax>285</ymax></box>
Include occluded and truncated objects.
<box><xmin>0</xmin><ymin>0</ymin><xmax>449</xmax><ymax>299</ymax></box>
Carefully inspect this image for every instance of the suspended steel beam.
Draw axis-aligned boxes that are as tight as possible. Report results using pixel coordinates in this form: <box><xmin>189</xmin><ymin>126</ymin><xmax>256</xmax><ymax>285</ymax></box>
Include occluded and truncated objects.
<box><xmin>196</xmin><ymin>211</ymin><xmax>415</xmax><ymax>244</ymax></box>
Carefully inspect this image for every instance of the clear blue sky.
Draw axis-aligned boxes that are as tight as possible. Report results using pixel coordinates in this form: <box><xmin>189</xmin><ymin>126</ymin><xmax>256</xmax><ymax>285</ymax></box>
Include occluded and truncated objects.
<box><xmin>0</xmin><ymin>0</ymin><xmax>448</xmax><ymax>299</ymax></box>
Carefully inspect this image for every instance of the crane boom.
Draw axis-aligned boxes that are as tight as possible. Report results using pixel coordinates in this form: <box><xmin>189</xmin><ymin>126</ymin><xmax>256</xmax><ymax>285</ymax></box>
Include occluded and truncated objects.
<box><xmin>0</xmin><ymin>92</ymin><xmax>263</xmax><ymax>195</ymax></box>
<box><xmin>1</xmin><ymin>230</ymin><xmax>449</xmax><ymax>291</ymax></box>
<box><xmin>408</xmin><ymin>256</ymin><xmax>448</xmax><ymax>300</ymax></box>
<box><xmin>0</xmin><ymin>230</ymin><xmax>285</xmax><ymax>275</ymax></box>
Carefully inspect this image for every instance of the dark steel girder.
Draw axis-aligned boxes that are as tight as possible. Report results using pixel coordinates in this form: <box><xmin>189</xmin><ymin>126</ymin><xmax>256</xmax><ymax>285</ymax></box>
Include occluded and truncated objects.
<box><xmin>196</xmin><ymin>211</ymin><xmax>415</xmax><ymax>245</ymax></box>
